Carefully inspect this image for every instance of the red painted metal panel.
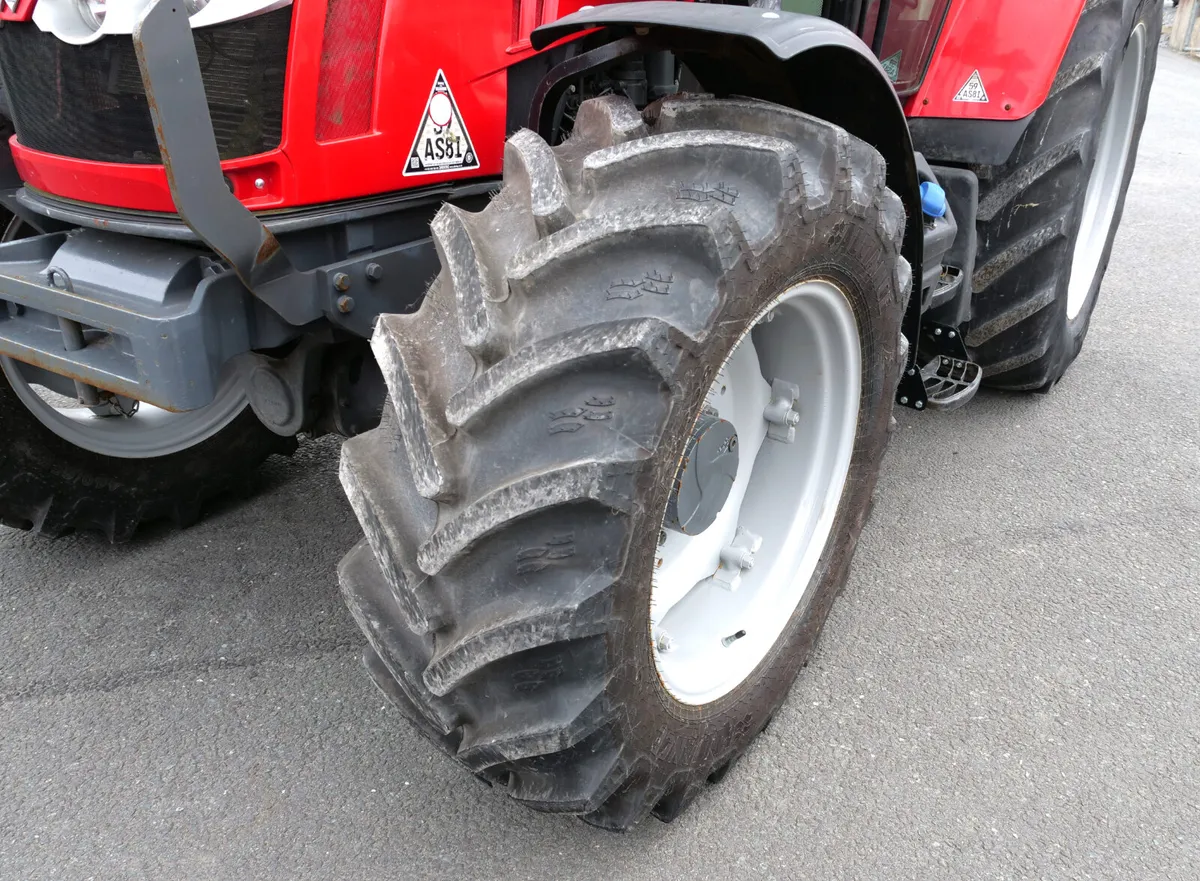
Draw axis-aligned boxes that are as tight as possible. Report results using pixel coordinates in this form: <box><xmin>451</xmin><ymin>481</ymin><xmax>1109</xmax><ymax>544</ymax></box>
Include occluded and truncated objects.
<box><xmin>11</xmin><ymin>139</ymin><xmax>293</xmax><ymax>213</ymax></box>
<box><xmin>905</xmin><ymin>0</ymin><xmax>1086</xmax><ymax>120</ymax></box>
<box><xmin>0</xmin><ymin>0</ymin><xmax>35</xmax><ymax>23</ymax></box>
<box><xmin>10</xmin><ymin>0</ymin><xmax>644</xmax><ymax>213</ymax></box>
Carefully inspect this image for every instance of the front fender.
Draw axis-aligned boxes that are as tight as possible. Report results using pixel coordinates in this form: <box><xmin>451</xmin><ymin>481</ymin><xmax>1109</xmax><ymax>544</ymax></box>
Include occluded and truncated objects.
<box><xmin>533</xmin><ymin>2</ymin><xmax>922</xmax><ymax>284</ymax></box>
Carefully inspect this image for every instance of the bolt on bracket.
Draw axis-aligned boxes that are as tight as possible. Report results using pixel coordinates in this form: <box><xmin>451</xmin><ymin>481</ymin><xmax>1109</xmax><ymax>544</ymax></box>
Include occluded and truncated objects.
<box><xmin>763</xmin><ymin>378</ymin><xmax>801</xmax><ymax>443</ymax></box>
<box><xmin>710</xmin><ymin>527</ymin><xmax>763</xmax><ymax>592</ymax></box>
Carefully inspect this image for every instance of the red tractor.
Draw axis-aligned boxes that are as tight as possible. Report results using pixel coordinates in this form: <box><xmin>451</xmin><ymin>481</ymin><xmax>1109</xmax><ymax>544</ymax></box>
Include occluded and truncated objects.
<box><xmin>0</xmin><ymin>0</ymin><xmax>1159</xmax><ymax>829</ymax></box>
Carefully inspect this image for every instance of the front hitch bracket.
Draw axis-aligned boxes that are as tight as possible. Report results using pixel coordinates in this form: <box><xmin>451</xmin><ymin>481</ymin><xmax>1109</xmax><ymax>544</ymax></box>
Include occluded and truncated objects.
<box><xmin>133</xmin><ymin>0</ymin><xmax>294</xmax><ymax>296</ymax></box>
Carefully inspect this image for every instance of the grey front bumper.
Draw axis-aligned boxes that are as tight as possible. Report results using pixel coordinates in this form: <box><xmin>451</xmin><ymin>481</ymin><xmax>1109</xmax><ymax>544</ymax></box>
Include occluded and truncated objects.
<box><xmin>0</xmin><ymin>229</ymin><xmax>261</xmax><ymax>411</ymax></box>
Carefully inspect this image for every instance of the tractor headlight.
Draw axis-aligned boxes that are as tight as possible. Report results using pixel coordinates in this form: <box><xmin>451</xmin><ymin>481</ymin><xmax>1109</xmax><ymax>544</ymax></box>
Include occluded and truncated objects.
<box><xmin>72</xmin><ymin>0</ymin><xmax>106</xmax><ymax>30</ymax></box>
<box><xmin>37</xmin><ymin>1</ymin><xmax>290</xmax><ymax>45</ymax></box>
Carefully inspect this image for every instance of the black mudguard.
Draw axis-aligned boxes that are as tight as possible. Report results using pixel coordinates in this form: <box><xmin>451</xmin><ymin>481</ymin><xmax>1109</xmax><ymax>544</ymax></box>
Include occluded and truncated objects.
<box><xmin>533</xmin><ymin>2</ymin><xmax>923</xmax><ymax>285</ymax></box>
<box><xmin>909</xmin><ymin>115</ymin><xmax>1034</xmax><ymax>167</ymax></box>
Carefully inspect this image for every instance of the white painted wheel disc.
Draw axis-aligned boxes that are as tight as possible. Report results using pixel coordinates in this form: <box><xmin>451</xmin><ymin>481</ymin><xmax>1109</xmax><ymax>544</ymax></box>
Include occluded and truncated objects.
<box><xmin>651</xmin><ymin>279</ymin><xmax>861</xmax><ymax>705</ymax></box>
<box><xmin>0</xmin><ymin>357</ymin><xmax>248</xmax><ymax>459</ymax></box>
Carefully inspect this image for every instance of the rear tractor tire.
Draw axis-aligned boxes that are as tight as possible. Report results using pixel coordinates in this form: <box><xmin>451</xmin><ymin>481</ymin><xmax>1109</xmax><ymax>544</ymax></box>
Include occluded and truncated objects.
<box><xmin>338</xmin><ymin>94</ymin><xmax>909</xmax><ymax>829</ymax></box>
<box><xmin>967</xmin><ymin>0</ymin><xmax>1160</xmax><ymax>390</ymax></box>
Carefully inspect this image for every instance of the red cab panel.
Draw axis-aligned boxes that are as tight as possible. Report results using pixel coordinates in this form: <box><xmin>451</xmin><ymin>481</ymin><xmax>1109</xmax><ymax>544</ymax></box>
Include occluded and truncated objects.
<box><xmin>906</xmin><ymin>0</ymin><xmax>1086</xmax><ymax>120</ymax></box>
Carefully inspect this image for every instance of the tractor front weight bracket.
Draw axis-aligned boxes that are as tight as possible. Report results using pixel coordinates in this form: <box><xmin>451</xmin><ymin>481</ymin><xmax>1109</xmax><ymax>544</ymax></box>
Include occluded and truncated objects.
<box><xmin>133</xmin><ymin>0</ymin><xmax>293</xmax><ymax>296</ymax></box>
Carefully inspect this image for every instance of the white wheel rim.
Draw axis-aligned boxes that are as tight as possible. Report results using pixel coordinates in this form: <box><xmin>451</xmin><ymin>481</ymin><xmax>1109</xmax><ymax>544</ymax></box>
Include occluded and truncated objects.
<box><xmin>651</xmin><ymin>280</ymin><xmax>861</xmax><ymax>705</ymax></box>
<box><xmin>1066</xmin><ymin>22</ymin><xmax>1146</xmax><ymax>320</ymax></box>
<box><xmin>0</xmin><ymin>357</ymin><xmax>248</xmax><ymax>459</ymax></box>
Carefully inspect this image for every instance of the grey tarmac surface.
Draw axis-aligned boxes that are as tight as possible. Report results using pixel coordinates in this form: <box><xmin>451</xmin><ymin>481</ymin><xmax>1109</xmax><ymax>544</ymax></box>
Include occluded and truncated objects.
<box><xmin>2</xmin><ymin>46</ymin><xmax>1198</xmax><ymax>881</ymax></box>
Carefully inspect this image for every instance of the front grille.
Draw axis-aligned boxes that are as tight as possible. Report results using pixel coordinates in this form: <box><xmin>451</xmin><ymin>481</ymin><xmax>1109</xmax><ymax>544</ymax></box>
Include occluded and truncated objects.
<box><xmin>0</xmin><ymin>8</ymin><xmax>291</xmax><ymax>164</ymax></box>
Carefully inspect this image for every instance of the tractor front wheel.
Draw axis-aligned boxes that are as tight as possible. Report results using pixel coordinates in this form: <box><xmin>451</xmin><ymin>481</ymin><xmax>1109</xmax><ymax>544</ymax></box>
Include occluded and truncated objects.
<box><xmin>338</xmin><ymin>95</ymin><xmax>909</xmax><ymax>829</ymax></box>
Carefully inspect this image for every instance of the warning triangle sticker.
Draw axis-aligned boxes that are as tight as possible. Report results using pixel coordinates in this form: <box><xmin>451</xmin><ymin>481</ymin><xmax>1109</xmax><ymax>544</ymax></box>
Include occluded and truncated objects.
<box><xmin>404</xmin><ymin>70</ymin><xmax>480</xmax><ymax>177</ymax></box>
<box><xmin>880</xmin><ymin>50</ymin><xmax>901</xmax><ymax>83</ymax></box>
<box><xmin>953</xmin><ymin>70</ymin><xmax>989</xmax><ymax>103</ymax></box>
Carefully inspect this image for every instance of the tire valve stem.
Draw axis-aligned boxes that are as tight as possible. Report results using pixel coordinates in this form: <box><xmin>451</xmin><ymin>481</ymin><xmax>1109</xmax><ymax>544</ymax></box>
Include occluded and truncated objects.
<box><xmin>722</xmin><ymin>630</ymin><xmax>747</xmax><ymax>647</ymax></box>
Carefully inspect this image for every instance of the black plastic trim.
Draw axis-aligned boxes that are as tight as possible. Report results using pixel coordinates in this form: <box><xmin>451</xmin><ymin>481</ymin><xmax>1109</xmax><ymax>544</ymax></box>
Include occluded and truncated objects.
<box><xmin>908</xmin><ymin>115</ymin><xmax>1034</xmax><ymax>167</ymax></box>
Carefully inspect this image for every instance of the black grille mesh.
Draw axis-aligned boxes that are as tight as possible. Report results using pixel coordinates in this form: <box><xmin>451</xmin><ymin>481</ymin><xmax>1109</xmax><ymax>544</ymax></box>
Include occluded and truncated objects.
<box><xmin>0</xmin><ymin>8</ymin><xmax>291</xmax><ymax>164</ymax></box>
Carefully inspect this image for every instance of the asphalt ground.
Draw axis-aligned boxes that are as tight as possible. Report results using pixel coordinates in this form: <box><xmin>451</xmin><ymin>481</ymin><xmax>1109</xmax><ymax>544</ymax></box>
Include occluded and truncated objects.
<box><xmin>2</xmin><ymin>46</ymin><xmax>1198</xmax><ymax>881</ymax></box>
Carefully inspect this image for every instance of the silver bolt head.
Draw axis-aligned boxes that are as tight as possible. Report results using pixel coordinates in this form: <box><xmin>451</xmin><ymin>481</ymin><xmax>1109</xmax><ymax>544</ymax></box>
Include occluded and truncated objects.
<box><xmin>655</xmin><ymin>631</ymin><xmax>675</xmax><ymax>653</ymax></box>
<box><xmin>915</xmin><ymin>401</ymin><xmax>925</xmax><ymax>409</ymax></box>
<box><xmin>254</xmin><ymin>178</ymin><xmax>266</xmax><ymax>190</ymax></box>
<box><xmin>785</xmin><ymin>410</ymin><xmax>800</xmax><ymax>427</ymax></box>
<box><xmin>899</xmin><ymin>396</ymin><xmax>909</xmax><ymax>405</ymax></box>
<box><xmin>934</xmin><ymin>328</ymin><xmax>943</xmax><ymax>336</ymax></box>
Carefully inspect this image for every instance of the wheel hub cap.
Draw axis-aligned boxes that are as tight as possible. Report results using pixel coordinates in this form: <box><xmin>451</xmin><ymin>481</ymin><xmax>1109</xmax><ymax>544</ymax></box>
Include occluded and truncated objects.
<box><xmin>663</xmin><ymin>412</ymin><xmax>739</xmax><ymax>536</ymax></box>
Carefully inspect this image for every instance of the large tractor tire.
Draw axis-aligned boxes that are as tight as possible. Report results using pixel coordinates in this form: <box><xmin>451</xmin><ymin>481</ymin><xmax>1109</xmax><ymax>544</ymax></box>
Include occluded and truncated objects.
<box><xmin>338</xmin><ymin>95</ymin><xmax>909</xmax><ymax>829</ymax></box>
<box><xmin>0</xmin><ymin>219</ymin><xmax>293</xmax><ymax>542</ymax></box>
<box><xmin>966</xmin><ymin>0</ymin><xmax>1160</xmax><ymax>390</ymax></box>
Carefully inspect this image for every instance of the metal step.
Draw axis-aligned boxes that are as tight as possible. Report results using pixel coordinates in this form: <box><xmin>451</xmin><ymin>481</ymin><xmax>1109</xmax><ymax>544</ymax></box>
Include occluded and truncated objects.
<box><xmin>920</xmin><ymin>354</ymin><xmax>981</xmax><ymax>411</ymax></box>
<box><xmin>928</xmin><ymin>265</ymin><xmax>964</xmax><ymax>310</ymax></box>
